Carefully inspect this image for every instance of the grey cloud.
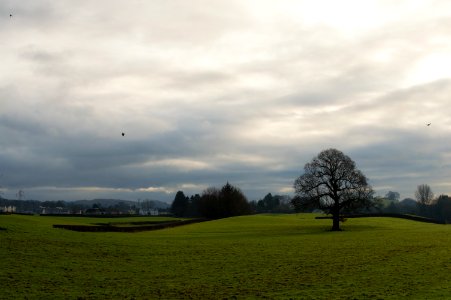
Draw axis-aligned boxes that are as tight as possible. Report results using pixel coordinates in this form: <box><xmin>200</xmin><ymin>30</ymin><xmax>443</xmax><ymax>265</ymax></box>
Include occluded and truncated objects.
<box><xmin>2</xmin><ymin>1</ymin><xmax>451</xmax><ymax>202</ymax></box>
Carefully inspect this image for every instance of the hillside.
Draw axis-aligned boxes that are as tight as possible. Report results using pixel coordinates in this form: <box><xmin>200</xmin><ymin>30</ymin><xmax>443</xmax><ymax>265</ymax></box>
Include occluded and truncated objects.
<box><xmin>1</xmin><ymin>214</ymin><xmax>450</xmax><ymax>299</ymax></box>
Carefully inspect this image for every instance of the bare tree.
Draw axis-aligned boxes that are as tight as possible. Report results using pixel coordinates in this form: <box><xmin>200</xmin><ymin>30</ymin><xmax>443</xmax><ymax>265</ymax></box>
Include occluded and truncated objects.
<box><xmin>293</xmin><ymin>148</ymin><xmax>374</xmax><ymax>231</ymax></box>
<box><xmin>415</xmin><ymin>184</ymin><xmax>434</xmax><ymax>206</ymax></box>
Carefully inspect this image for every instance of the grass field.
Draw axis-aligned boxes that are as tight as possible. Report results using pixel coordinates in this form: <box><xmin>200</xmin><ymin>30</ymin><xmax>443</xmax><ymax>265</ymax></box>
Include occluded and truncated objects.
<box><xmin>1</xmin><ymin>214</ymin><xmax>450</xmax><ymax>299</ymax></box>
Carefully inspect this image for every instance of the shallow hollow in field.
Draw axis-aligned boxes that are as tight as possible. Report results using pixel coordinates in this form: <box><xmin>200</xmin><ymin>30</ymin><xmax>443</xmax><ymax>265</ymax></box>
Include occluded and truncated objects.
<box><xmin>52</xmin><ymin>218</ymin><xmax>208</xmax><ymax>232</ymax></box>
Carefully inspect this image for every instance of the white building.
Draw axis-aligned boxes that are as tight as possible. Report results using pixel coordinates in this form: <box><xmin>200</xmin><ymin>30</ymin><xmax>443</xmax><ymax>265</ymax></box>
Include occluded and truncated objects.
<box><xmin>139</xmin><ymin>208</ymin><xmax>159</xmax><ymax>216</ymax></box>
<box><xmin>1</xmin><ymin>206</ymin><xmax>16</xmax><ymax>213</ymax></box>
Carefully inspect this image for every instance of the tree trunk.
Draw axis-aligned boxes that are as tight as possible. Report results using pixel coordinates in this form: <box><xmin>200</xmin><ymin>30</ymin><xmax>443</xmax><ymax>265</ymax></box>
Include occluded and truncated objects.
<box><xmin>331</xmin><ymin>212</ymin><xmax>341</xmax><ymax>231</ymax></box>
<box><xmin>331</xmin><ymin>204</ymin><xmax>341</xmax><ymax>231</ymax></box>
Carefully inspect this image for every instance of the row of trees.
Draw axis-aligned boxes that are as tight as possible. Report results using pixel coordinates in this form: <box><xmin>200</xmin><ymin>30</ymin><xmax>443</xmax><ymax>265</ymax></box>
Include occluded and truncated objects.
<box><xmin>171</xmin><ymin>192</ymin><xmax>202</xmax><ymax>217</ymax></box>
<box><xmin>249</xmin><ymin>193</ymin><xmax>292</xmax><ymax>213</ymax></box>
<box><xmin>170</xmin><ymin>184</ymin><xmax>295</xmax><ymax>218</ymax></box>
<box><xmin>381</xmin><ymin>185</ymin><xmax>451</xmax><ymax>222</ymax></box>
<box><xmin>171</xmin><ymin>182</ymin><xmax>252</xmax><ymax>219</ymax></box>
<box><xmin>367</xmin><ymin>186</ymin><xmax>451</xmax><ymax>223</ymax></box>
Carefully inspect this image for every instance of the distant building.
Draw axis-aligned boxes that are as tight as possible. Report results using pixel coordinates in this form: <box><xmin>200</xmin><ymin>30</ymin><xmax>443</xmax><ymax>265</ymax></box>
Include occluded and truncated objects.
<box><xmin>1</xmin><ymin>206</ymin><xmax>16</xmax><ymax>213</ymax></box>
<box><xmin>40</xmin><ymin>206</ymin><xmax>70</xmax><ymax>215</ymax></box>
<box><xmin>84</xmin><ymin>208</ymin><xmax>105</xmax><ymax>215</ymax></box>
<box><xmin>139</xmin><ymin>208</ymin><xmax>159</xmax><ymax>216</ymax></box>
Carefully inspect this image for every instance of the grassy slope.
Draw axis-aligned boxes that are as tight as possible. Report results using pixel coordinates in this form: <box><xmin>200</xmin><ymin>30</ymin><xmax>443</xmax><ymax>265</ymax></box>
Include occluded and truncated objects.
<box><xmin>1</xmin><ymin>214</ymin><xmax>450</xmax><ymax>299</ymax></box>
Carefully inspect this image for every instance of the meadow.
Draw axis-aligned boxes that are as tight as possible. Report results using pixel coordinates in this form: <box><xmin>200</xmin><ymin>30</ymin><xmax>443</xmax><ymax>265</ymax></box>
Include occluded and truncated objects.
<box><xmin>1</xmin><ymin>214</ymin><xmax>450</xmax><ymax>299</ymax></box>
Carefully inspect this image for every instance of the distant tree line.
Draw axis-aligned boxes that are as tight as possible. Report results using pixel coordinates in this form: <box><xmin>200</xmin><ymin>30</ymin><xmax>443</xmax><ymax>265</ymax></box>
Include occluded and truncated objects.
<box><xmin>318</xmin><ymin>185</ymin><xmax>451</xmax><ymax>223</ymax></box>
<box><xmin>171</xmin><ymin>182</ymin><xmax>253</xmax><ymax>219</ymax></box>
<box><xmin>373</xmin><ymin>185</ymin><xmax>451</xmax><ymax>223</ymax></box>
<box><xmin>249</xmin><ymin>193</ymin><xmax>293</xmax><ymax>213</ymax></box>
<box><xmin>170</xmin><ymin>182</ymin><xmax>299</xmax><ymax>219</ymax></box>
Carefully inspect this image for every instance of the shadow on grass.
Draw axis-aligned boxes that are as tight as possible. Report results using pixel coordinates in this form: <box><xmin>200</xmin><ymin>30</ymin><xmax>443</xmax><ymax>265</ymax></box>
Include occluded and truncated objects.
<box><xmin>338</xmin><ymin>224</ymin><xmax>385</xmax><ymax>232</ymax></box>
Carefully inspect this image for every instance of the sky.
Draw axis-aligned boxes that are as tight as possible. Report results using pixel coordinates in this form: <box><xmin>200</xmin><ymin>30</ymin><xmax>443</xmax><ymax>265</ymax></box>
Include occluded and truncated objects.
<box><xmin>1</xmin><ymin>0</ymin><xmax>451</xmax><ymax>203</ymax></box>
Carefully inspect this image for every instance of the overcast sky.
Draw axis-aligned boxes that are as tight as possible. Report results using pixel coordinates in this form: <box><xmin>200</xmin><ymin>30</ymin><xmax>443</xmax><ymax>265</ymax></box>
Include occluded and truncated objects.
<box><xmin>1</xmin><ymin>0</ymin><xmax>451</xmax><ymax>203</ymax></box>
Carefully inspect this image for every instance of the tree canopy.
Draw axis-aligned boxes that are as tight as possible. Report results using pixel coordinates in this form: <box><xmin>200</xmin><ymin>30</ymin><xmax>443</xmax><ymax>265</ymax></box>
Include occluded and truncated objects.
<box><xmin>415</xmin><ymin>184</ymin><xmax>434</xmax><ymax>206</ymax></box>
<box><xmin>199</xmin><ymin>182</ymin><xmax>251</xmax><ymax>219</ymax></box>
<box><xmin>293</xmin><ymin>148</ymin><xmax>374</xmax><ymax>231</ymax></box>
<box><xmin>170</xmin><ymin>191</ymin><xmax>189</xmax><ymax>217</ymax></box>
<box><xmin>385</xmin><ymin>191</ymin><xmax>400</xmax><ymax>202</ymax></box>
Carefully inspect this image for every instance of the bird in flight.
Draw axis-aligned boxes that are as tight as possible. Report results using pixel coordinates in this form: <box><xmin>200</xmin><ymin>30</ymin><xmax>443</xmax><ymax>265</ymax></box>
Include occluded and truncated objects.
<box><xmin>10</xmin><ymin>14</ymin><xmax>13</xmax><ymax>17</ymax></box>
<box><xmin>122</xmin><ymin>132</ymin><xmax>125</xmax><ymax>136</ymax></box>
<box><xmin>427</xmin><ymin>123</ymin><xmax>431</xmax><ymax>126</ymax></box>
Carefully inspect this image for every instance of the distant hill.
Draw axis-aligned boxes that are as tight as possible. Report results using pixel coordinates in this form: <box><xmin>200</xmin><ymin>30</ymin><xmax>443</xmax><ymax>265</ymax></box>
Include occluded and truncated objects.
<box><xmin>72</xmin><ymin>199</ymin><xmax>170</xmax><ymax>209</ymax></box>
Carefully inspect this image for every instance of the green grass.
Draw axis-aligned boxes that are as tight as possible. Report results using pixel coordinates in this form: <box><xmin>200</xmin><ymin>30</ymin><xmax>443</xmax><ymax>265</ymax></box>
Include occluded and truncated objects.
<box><xmin>1</xmin><ymin>214</ymin><xmax>451</xmax><ymax>299</ymax></box>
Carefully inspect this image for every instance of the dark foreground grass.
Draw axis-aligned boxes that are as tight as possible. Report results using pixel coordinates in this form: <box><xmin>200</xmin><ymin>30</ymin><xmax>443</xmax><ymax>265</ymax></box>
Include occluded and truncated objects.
<box><xmin>1</xmin><ymin>214</ymin><xmax>450</xmax><ymax>299</ymax></box>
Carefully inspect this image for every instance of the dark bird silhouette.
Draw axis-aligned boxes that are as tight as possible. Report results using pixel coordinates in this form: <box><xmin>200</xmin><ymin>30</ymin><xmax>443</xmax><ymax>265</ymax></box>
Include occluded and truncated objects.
<box><xmin>427</xmin><ymin>123</ymin><xmax>431</xmax><ymax>126</ymax></box>
<box><xmin>10</xmin><ymin>14</ymin><xmax>13</xmax><ymax>17</ymax></box>
<box><xmin>122</xmin><ymin>132</ymin><xmax>125</xmax><ymax>136</ymax></box>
